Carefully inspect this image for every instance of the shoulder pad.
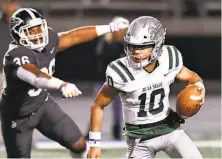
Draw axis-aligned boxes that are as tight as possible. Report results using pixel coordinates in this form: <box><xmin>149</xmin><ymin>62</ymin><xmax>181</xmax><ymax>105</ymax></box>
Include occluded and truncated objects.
<box><xmin>48</xmin><ymin>27</ymin><xmax>60</xmax><ymax>49</ymax></box>
<box><xmin>163</xmin><ymin>45</ymin><xmax>183</xmax><ymax>74</ymax></box>
<box><xmin>4</xmin><ymin>45</ymin><xmax>37</xmax><ymax>67</ymax></box>
<box><xmin>106</xmin><ymin>58</ymin><xmax>135</xmax><ymax>90</ymax></box>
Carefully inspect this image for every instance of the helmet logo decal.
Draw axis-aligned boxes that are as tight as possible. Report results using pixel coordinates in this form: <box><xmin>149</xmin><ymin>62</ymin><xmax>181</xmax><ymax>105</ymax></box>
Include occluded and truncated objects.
<box><xmin>148</xmin><ymin>18</ymin><xmax>162</xmax><ymax>41</ymax></box>
<box><xmin>10</xmin><ymin>17</ymin><xmax>23</xmax><ymax>35</ymax></box>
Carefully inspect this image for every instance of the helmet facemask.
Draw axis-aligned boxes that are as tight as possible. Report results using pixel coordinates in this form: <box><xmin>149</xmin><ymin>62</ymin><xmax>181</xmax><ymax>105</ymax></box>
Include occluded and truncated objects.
<box><xmin>19</xmin><ymin>18</ymin><xmax>48</xmax><ymax>51</ymax></box>
<box><xmin>124</xmin><ymin>43</ymin><xmax>156</xmax><ymax>68</ymax></box>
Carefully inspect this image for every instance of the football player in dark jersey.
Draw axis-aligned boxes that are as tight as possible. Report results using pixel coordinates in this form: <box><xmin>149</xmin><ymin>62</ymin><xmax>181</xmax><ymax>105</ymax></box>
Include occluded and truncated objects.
<box><xmin>0</xmin><ymin>8</ymin><xmax>129</xmax><ymax>158</ymax></box>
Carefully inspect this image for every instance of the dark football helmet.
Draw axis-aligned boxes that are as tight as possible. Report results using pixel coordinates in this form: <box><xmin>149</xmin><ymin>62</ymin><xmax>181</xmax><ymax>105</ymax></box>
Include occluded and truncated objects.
<box><xmin>9</xmin><ymin>8</ymin><xmax>48</xmax><ymax>51</ymax></box>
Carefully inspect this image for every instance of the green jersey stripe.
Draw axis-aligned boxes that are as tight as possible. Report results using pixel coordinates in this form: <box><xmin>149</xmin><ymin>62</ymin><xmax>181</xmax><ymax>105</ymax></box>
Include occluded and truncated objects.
<box><xmin>167</xmin><ymin>46</ymin><xmax>173</xmax><ymax>70</ymax></box>
<box><xmin>173</xmin><ymin>47</ymin><xmax>179</xmax><ymax>67</ymax></box>
<box><xmin>117</xmin><ymin>60</ymin><xmax>135</xmax><ymax>81</ymax></box>
<box><xmin>109</xmin><ymin>64</ymin><xmax>128</xmax><ymax>82</ymax></box>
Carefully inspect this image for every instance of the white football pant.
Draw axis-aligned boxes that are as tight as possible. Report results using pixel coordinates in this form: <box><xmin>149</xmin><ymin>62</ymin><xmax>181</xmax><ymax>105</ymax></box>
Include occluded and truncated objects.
<box><xmin>126</xmin><ymin>127</ymin><xmax>203</xmax><ymax>159</ymax></box>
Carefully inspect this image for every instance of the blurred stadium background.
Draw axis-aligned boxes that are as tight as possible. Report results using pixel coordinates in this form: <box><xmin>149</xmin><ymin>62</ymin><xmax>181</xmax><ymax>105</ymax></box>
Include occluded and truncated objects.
<box><xmin>0</xmin><ymin>0</ymin><xmax>221</xmax><ymax>158</ymax></box>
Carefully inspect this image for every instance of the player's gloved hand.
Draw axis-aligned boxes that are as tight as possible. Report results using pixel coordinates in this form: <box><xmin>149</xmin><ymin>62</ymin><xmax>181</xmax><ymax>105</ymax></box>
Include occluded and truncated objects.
<box><xmin>109</xmin><ymin>17</ymin><xmax>129</xmax><ymax>32</ymax></box>
<box><xmin>59</xmin><ymin>82</ymin><xmax>82</xmax><ymax>98</ymax></box>
<box><xmin>87</xmin><ymin>147</ymin><xmax>101</xmax><ymax>159</ymax></box>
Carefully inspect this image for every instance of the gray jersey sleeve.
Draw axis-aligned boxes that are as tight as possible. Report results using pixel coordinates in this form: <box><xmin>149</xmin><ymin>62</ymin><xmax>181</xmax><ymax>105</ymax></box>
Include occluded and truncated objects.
<box><xmin>48</xmin><ymin>27</ymin><xmax>60</xmax><ymax>51</ymax></box>
<box><xmin>4</xmin><ymin>45</ymin><xmax>63</xmax><ymax>90</ymax></box>
<box><xmin>4</xmin><ymin>46</ymin><xmax>38</xmax><ymax>79</ymax></box>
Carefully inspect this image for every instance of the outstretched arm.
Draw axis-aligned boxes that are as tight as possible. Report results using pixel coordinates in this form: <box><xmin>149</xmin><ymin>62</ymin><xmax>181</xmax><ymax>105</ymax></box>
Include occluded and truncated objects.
<box><xmin>58</xmin><ymin>17</ymin><xmax>129</xmax><ymax>51</ymax></box>
<box><xmin>88</xmin><ymin>82</ymin><xmax>119</xmax><ymax>158</ymax></box>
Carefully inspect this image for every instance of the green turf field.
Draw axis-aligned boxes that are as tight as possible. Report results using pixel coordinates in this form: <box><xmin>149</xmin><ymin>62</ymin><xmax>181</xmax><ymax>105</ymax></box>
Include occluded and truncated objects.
<box><xmin>0</xmin><ymin>148</ymin><xmax>220</xmax><ymax>158</ymax></box>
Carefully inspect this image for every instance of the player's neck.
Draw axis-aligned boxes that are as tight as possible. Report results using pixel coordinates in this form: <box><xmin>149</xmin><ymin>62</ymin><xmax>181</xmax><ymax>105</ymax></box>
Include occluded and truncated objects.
<box><xmin>144</xmin><ymin>61</ymin><xmax>159</xmax><ymax>73</ymax></box>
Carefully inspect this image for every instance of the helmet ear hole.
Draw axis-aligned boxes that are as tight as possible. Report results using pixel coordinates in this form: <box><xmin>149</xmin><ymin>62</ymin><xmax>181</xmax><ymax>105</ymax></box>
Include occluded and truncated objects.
<box><xmin>144</xmin><ymin>36</ymin><xmax>147</xmax><ymax>39</ymax></box>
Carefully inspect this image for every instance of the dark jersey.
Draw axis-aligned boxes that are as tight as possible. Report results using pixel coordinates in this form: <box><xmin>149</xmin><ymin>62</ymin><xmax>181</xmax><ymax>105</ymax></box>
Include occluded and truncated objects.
<box><xmin>1</xmin><ymin>28</ymin><xmax>59</xmax><ymax>116</ymax></box>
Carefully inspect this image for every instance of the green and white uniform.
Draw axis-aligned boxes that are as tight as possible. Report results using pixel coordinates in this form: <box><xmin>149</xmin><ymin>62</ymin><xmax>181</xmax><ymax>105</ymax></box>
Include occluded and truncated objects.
<box><xmin>106</xmin><ymin>45</ymin><xmax>202</xmax><ymax>159</ymax></box>
<box><xmin>106</xmin><ymin>45</ymin><xmax>182</xmax><ymax>125</ymax></box>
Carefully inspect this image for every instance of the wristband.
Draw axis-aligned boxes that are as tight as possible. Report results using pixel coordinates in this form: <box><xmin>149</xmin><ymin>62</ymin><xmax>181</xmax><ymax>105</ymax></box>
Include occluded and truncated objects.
<box><xmin>95</xmin><ymin>25</ymin><xmax>111</xmax><ymax>36</ymax></box>
<box><xmin>194</xmin><ymin>82</ymin><xmax>205</xmax><ymax>89</ymax></box>
<box><xmin>89</xmin><ymin>131</ymin><xmax>101</xmax><ymax>147</ymax></box>
<box><xmin>47</xmin><ymin>77</ymin><xmax>64</xmax><ymax>89</ymax></box>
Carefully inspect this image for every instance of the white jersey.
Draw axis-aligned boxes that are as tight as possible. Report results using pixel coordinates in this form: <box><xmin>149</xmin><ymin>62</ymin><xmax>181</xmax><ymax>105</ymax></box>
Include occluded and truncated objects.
<box><xmin>105</xmin><ymin>45</ymin><xmax>183</xmax><ymax>125</ymax></box>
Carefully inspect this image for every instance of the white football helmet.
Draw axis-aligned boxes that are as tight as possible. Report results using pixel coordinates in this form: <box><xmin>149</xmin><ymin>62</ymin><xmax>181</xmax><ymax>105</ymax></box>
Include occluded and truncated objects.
<box><xmin>124</xmin><ymin>16</ymin><xmax>166</xmax><ymax>68</ymax></box>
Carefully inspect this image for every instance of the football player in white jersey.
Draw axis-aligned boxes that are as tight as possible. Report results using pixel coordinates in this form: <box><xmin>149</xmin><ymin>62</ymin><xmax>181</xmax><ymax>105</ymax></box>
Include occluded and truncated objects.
<box><xmin>87</xmin><ymin>16</ymin><xmax>205</xmax><ymax>159</ymax></box>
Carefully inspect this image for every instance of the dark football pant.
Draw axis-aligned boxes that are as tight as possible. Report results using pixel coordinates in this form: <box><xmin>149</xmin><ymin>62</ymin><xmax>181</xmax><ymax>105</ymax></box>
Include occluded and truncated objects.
<box><xmin>1</xmin><ymin>97</ymin><xmax>82</xmax><ymax>158</ymax></box>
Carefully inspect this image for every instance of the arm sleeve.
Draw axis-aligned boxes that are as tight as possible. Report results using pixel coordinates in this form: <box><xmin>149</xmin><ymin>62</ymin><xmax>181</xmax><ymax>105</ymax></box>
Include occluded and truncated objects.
<box><xmin>16</xmin><ymin>67</ymin><xmax>64</xmax><ymax>89</ymax></box>
<box><xmin>5</xmin><ymin>46</ymin><xmax>64</xmax><ymax>89</ymax></box>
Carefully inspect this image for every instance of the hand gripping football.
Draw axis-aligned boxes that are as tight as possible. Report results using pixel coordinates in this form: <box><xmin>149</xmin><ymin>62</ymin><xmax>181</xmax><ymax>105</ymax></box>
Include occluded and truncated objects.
<box><xmin>176</xmin><ymin>85</ymin><xmax>202</xmax><ymax>118</ymax></box>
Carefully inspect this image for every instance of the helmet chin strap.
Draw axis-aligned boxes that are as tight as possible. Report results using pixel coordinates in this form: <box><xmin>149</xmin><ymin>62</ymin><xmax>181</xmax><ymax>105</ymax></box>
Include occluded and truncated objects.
<box><xmin>127</xmin><ymin>56</ymin><xmax>150</xmax><ymax>69</ymax></box>
<box><xmin>125</xmin><ymin>37</ymin><xmax>165</xmax><ymax>69</ymax></box>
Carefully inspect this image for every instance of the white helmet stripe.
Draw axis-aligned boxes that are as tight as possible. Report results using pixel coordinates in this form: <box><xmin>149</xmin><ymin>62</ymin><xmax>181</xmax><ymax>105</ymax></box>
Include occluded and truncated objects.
<box><xmin>24</xmin><ymin>8</ymin><xmax>36</xmax><ymax>19</ymax></box>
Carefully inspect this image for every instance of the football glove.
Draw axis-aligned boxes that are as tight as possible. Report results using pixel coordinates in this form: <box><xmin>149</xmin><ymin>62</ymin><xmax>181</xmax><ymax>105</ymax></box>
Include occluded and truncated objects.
<box><xmin>59</xmin><ymin>82</ymin><xmax>82</xmax><ymax>98</ymax></box>
<box><xmin>109</xmin><ymin>17</ymin><xmax>129</xmax><ymax>32</ymax></box>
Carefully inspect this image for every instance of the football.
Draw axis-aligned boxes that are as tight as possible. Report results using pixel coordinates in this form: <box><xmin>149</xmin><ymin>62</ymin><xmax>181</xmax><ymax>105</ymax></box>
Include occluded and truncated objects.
<box><xmin>176</xmin><ymin>85</ymin><xmax>202</xmax><ymax>118</ymax></box>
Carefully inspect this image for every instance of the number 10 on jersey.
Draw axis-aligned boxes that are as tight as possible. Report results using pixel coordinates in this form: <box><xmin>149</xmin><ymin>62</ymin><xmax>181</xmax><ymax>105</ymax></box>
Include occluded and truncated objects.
<box><xmin>138</xmin><ymin>88</ymin><xmax>165</xmax><ymax>117</ymax></box>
